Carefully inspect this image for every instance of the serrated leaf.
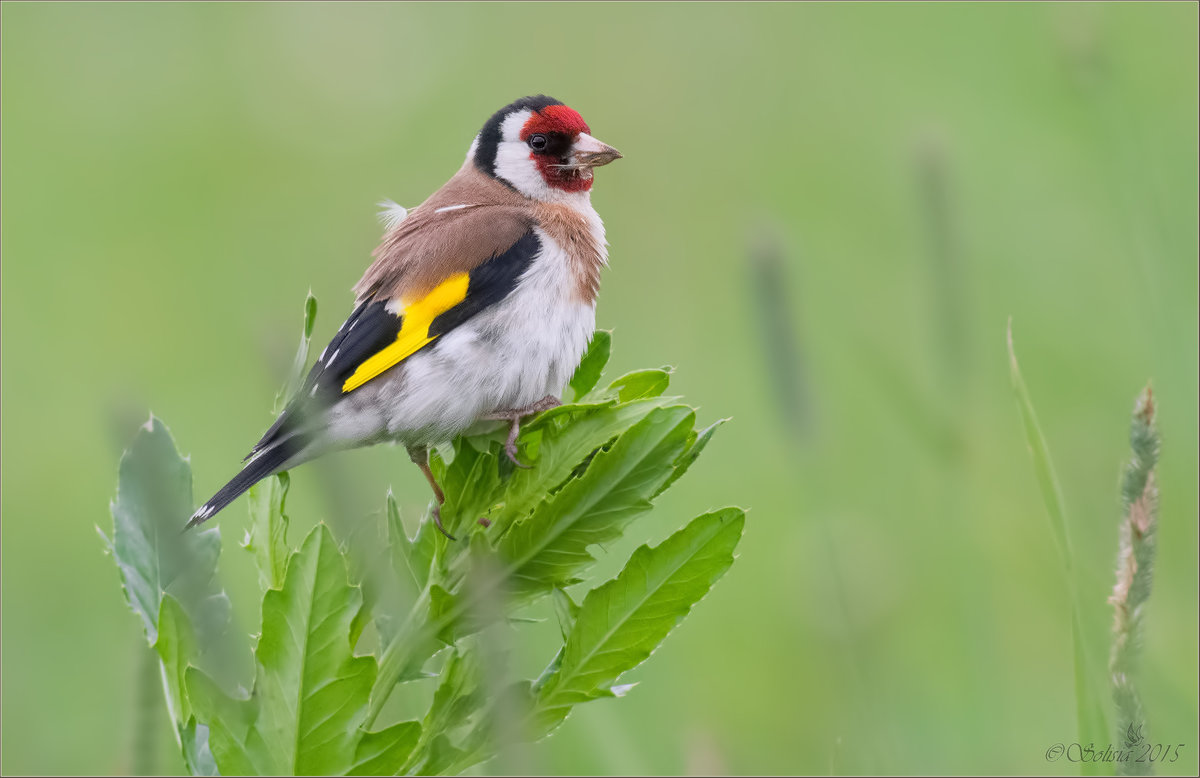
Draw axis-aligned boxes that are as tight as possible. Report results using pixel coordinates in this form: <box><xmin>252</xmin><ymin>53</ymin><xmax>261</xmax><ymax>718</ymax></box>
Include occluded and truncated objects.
<box><xmin>110</xmin><ymin>417</ymin><xmax>229</xmax><ymax>646</ymax></box>
<box><xmin>155</xmin><ymin>595</ymin><xmax>197</xmax><ymax>724</ymax></box>
<box><xmin>501</xmin><ymin>398</ymin><xmax>685</xmax><ymax>527</ymax></box>
<box><xmin>343</xmin><ymin>509</ymin><xmax>402</xmax><ymax>651</ymax></box>
<box><xmin>607</xmin><ymin>368</ymin><xmax>672</xmax><ymax>401</ymax></box>
<box><xmin>520</xmin><ymin>397</ymin><xmax>618</xmax><ymax>429</ymax></box>
<box><xmin>108</xmin><ymin>417</ymin><xmax>236</xmax><ymax>772</ymax></box>
<box><xmin>244</xmin><ymin>472</ymin><xmax>291</xmax><ymax>591</ymax></box>
<box><xmin>155</xmin><ymin>595</ymin><xmax>220</xmax><ymax>775</ymax></box>
<box><xmin>388</xmin><ymin>492</ymin><xmax>435</xmax><ymax>593</ymax></box>
<box><xmin>253</xmin><ymin>524</ymin><xmax>377</xmax><ymax>773</ymax></box>
<box><xmin>189</xmin><ymin>524</ymin><xmax>377</xmax><ymax>775</ymax></box>
<box><xmin>552</xmin><ymin>588</ymin><xmax>580</xmax><ymax>642</ymax></box>
<box><xmin>498</xmin><ymin>406</ymin><xmax>695</xmax><ymax>597</ymax></box>
<box><xmin>420</xmin><ymin>734</ymin><xmax>470</xmax><ymax>777</ymax></box>
<box><xmin>186</xmin><ymin>669</ymin><xmax>258</xmax><ymax>774</ymax></box>
<box><xmin>422</xmin><ymin>649</ymin><xmax>486</xmax><ymax>740</ymax></box>
<box><xmin>428</xmin><ymin>584</ymin><xmax>459</xmax><ymax>645</ymax></box>
<box><xmin>110</xmin><ymin>414</ymin><xmax>245</xmax><ymax>732</ymax></box>
<box><xmin>179</xmin><ymin>717</ymin><xmax>220</xmax><ymax>776</ymax></box>
<box><xmin>346</xmin><ymin>721</ymin><xmax>421</xmax><ymax>776</ymax></box>
<box><xmin>654</xmin><ymin>417</ymin><xmax>726</xmax><ymax>498</ymax></box>
<box><xmin>568</xmin><ymin>330</ymin><xmax>612</xmax><ymax>400</ymax></box>
<box><xmin>531</xmin><ymin>508</ymin><xmax>744</xmax><ymax>736</ymax></box>
<box><xmin>434</xmin><ymin>437</ymin><xmax>504</xmax><ymax>537</ymax></box>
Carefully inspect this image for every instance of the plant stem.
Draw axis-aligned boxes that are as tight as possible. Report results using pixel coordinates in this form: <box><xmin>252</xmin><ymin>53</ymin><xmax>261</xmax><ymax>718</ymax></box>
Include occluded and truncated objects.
<box><xmin>1007</xmin><ymin>321</ymin><xmax>1109</xmax><ymax>773</ymax></box>
<box><xmin>131</xmin><ymin>642</ymin><xmax>162</xmax><ymax>775</ymax></box>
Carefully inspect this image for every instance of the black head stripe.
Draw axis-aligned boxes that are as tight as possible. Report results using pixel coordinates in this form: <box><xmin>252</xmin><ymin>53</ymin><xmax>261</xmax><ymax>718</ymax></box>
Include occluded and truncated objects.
<box><xmin>473</xmin><ymin>95</ymin><xmax>564</xmax><ymax>178</ymax></box>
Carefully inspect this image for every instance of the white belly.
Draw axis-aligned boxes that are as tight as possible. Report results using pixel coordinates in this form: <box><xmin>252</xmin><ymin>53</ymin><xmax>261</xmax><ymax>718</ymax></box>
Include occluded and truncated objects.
<box><xmin>325</xmin><ymin>228</ymin><xmax>596</xmax><ymax>448</ymax></box>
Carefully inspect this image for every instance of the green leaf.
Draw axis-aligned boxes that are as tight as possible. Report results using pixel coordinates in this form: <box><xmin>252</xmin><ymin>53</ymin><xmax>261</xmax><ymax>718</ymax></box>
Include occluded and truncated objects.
<box><xmin>107</xmin><ymin>417</ymin><xmax>243</xmax><ymax>775</ymax></box>
<box><xmin>607</xmin><ymin>368</ymin><xmax>672</xmax><ymax>402</ymax></box>
<box><xmin>1007</xmin><ymin>321</ymin><xmax>1108</xmax><ymax>771</ymax></box>
<box><xmin>520</xmin><ymin>397</ymin><xmax>618</xmax><ymax>429</ymax></box>
<box><xmin>154</xmin><ymin>595</ymin><xmax>220</xmax><ymax>775</ymax></box>
<box><xmin>423</xmin><ymin>649</ymin><xmax>485</xmax><ymax>741</ymax></box>
<box><xmin>342</xmin><ymin>510</ymin><xmax>401</xmax><ymax>651</ymax></box>
<box><xmin>346</xmin><ymin>721</ymin><xmax>421</xmax><ymax>776</ymax></box>
<box><xmin>403</xmin><ymin>647</ymin><xmax>494</xmax><ymax>774</ymax></box>
<box><xmin>568</xmin><ymin>329</ymin><xmax>612</xmax><ymax>400</ymax></box>
<box><xmin>189</xmin><ymin>524</ymin><xmax>377</xmax><ymax>775</ymax></box>
<box><xmin>501</xmin><ymin>398</ymin><xmax>683</xmax><ymax>526</ymax></box>
<box><xmin>433</xmin><ymin>437</ymin><xmax>504</xmax><ymax>537</ymax></box>
<box><xmin>499</xmin><ymin>406</ymin><xmax>696</xmax><ymax>597</ymax></box>
<box><xmin>186</xmin><ymin>669</ymin><xmax>259</xmax><ymax>774</ymax></box>
<box><xmin>1007</xmin><ymin>322</ymin><xmax>1073</xmax><ymax>570</ymax></box>
<box><xmin>109</xmin><ymin>417</ymin><xmax>229</xmax><ymax>646</ymax></box>
<box><xmin>532</xmin><ymin>508</ymin><xmax>745</xmax><ymax>735</ymax></box>
<box><xmin>654</xmin><ymin>417</ymin><xmax>726</xmax><ymax>498</ymax></box>
<box><xmin>552</xmin><ymin>588</ymin><xmax>580</xmax><ymax>642</ymax></box>
<box><xmin>108</xmin><ymin>414</ymin><xmax>246</xmax><ymax>722</ymax></box>
<box><xmin>368</xmin><ymin>402</ymin><xmax>697</xmax><ymax>727</ymax></box>
<box><xmin>420</xmin><ymin>734</ymin><xmax>470</xmax><ymax>777</ymax></box>
<box><xmin>244</xmin><ymin>472</ymin><xmax>292</xmax><ymax>591</ymax></box>
<box><xmin>154</xmin><ymin>595</ymin><xmax>197</xmax><ymax>724</ymax></box>
<box><xmin>274</xmin><ymin>291</ymin><xmax>318</xmax><ymax>414</ymax></box>
<box><xmin>178</xmin><ymin>717</ymin><xmax>220</xmax><ymax>777</ymax></box>
<box><xmin>388</xmin><ymin>491</ymin><xmax>436</xmax><ymax>594</ymax></box>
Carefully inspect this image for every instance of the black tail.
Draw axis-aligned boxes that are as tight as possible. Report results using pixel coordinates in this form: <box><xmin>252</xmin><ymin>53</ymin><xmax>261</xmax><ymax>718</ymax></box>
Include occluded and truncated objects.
<box><xmin>185</xmin><ymin>441</ymin><xmax>297</xmax><ymax>530</ymax></box>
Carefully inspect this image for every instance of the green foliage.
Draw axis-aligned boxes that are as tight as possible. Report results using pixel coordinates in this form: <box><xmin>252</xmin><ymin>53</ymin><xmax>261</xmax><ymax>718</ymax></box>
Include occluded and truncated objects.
<box><xmin>530</xmin><ymin>508</ymin><xmax>744</xmax><ymax>735</ymax></box>
<box><xmin>107</xmin><ymin>309</ymin><xmax>744</xmax><ymax>775</ymax></box>
<box><xmin>243</xmin><ymin>472</ymin><xmax>292</xmax><ymax>591</ymax></box>
<box><xmin>187</xmin><ymin>525</ymin><xmax>384</xmax><ymax>775</ymax></box>
<box><xmin>103</xmin><ymin>417</ymin><xmax>242</xmax><ymax>776</ymax></box>
<box><xmin>1008</xmin><ymin>322</ymin><xmax>1109</xmax><ymax>774</ymax></box>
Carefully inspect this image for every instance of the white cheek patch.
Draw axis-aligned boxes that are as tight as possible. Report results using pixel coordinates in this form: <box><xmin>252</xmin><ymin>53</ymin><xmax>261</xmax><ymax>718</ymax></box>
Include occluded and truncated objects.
<box><xmin>494</xmin><ymin>141</ymin><xmax>549</xmax><ymax>199</ymax></box>
<box><xmin>493</xmin><ymin>110</ymin><xmax>549</xmax><ymax>199</ymax></box>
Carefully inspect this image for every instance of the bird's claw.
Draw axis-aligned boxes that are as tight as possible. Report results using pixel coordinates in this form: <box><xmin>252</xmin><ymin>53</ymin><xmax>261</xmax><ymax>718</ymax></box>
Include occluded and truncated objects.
<box><xmin>431</xmin><ymin>504</ymin><xmax>457</xmax><ymax>541</ymax></box>
<box><xmin>503</xmin><ymin>439</ymin><xmax>532</xmax><ymax>469</ymax></box>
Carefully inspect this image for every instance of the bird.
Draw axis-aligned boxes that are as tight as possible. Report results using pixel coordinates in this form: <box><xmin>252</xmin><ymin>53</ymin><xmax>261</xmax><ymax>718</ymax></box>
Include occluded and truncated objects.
<box><xmin>186</xmin><ymin>95</ymin><xmax>621</xmax><ymax>538</ymax></box>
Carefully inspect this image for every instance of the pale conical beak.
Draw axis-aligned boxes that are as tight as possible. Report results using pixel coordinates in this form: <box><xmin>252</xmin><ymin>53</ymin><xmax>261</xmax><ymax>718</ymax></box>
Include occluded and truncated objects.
<box><xmin>570</xmin><ymin>132</ymin><xmax>623</xmax><ymax>168</ymax></box>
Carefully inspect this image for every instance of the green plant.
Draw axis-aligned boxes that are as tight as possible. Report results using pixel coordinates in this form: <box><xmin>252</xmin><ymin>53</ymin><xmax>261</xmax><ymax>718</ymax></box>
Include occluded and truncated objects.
<box><xmin>1007</xmin><ymin>320</ymin><xmax>1109</xmax><ymax>775</ymax></box>
<box><xmin>103</xmin><ymin>297</ymin><xmax>744</xmax><ymax>776</ymax></box>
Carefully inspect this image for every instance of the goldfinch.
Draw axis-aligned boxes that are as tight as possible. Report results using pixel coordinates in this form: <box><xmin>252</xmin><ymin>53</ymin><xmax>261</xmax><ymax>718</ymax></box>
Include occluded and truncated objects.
<box><xmin>187</xmin><ymin>95</ymin><xmax>621</xmax><ymax>537</ymax></box>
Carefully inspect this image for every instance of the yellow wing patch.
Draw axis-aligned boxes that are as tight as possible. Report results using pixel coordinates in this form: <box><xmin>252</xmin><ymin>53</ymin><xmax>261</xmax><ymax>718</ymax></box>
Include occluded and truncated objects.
<box><xmin>341</xmin><ymin>273</ymin><xmax>470</xmax><ymax>393</ymax></box>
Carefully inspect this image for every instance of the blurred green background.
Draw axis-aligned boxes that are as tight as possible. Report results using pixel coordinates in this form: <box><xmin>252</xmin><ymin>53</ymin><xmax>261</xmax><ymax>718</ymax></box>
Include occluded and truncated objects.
<box><xmin>2</xmin><ymin>2</ymin><xmax>1197</xmax><ymax>774</ymax></box>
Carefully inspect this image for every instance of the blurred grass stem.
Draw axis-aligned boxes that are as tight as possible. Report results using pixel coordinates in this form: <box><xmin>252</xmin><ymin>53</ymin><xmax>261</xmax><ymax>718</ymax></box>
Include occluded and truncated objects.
<box><xmin>1007</xmin><ymin>320</ymin><xmax>1109</xmax><ymax>774</ymax></box>
<box><xmin>1109</xmin><ymin>386</ymin><xmax>1160</xmax><ymax>776</ymax></box>
<box><xmin>130</xmin><ymin>642</ymin><xmax>161</xmax><ymax>775</ymax></box>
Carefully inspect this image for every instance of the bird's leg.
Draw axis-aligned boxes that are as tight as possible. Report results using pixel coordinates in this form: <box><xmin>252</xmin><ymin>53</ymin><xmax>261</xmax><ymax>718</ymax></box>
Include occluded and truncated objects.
<box><xmin>407</xmin><ymin>444</ymin><xmax>455</xmax><ymax>540</ymax></box>
<box><xmin>483</xmin><ymin>395</ymin><xmax>563</xmax><ymax>468</ymax></box>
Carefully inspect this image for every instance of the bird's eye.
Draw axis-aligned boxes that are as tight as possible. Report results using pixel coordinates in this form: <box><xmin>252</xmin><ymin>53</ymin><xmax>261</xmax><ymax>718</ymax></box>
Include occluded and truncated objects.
<box><xmin>528</xmin><ymin>134</ymin><xmax>548</xmax><ymax>152</ymax></box>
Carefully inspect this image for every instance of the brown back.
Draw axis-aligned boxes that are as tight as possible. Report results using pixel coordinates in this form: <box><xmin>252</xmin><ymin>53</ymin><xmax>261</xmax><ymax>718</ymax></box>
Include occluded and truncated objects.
<box><xmin>355</xmin><ymin>164</ymin><xmax>536</xmax><ymax>302</ymax></box>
